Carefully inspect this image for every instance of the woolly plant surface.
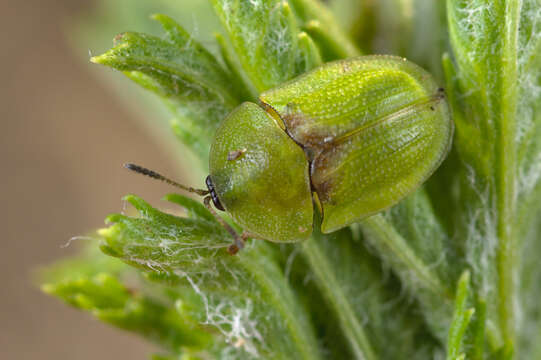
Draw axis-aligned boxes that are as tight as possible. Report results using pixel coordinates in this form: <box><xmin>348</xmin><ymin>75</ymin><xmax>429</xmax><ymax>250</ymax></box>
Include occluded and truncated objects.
<box><xmin>42</xmin><ymin>0</ymin><xmax>541</xmax><ymax>359</ymax></box>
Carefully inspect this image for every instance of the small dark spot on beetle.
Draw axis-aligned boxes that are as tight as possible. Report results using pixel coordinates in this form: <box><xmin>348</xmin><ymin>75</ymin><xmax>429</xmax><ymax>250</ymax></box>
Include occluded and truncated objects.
<box><xmin>227</xmin><ymin>148</ymin><xmax>247</xmax><ymax>161</ymax></box>
<box><xmin>430</xmin><ymin>106</ymin><xmax>435</xmax><ymax>111</ymax></box>
<box><xmin>438</xmin><ymin>87</ymin><xmax>445</xmax><ymax>93</ymax></box>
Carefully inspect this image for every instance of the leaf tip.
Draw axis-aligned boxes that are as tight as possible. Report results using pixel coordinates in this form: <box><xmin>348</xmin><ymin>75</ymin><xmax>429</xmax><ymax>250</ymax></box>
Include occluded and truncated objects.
<box><xmin>97</xmin><ymin>226</ymin><xmax>112</xmax><ymax>237</ymax></box>
<box><xmin>103</xmin><ymin>214</ymin><xmax>124</xmax><ymax>225</ymax></box>
<box><xmin>122</xmin><ymin>194</ymin><xmax>149</xmax><ymax>211</ymax></box>
<box><xmin>149</xmin><ymin>13</ymin><xmax>161</xmax><ymax>21</ymax></box>
<box><xmin>150</xmin><ymin>13</ymin><xmax>169</xmax><ymax>25</ymax></box>
<box><xmin>458</xmin><ymin>269</ymin><xmax>471</xmax><ymax>287</ymax></box>
<box><xmin>89</xmin><ymin>55</ymin><xmax>103</xmax><ymax>65</ymax></box>
<box><xmin>90</xmin><ymin>53</ymin><xmax>114</xmax><ymax>67</ymax></box>
<box><xmin>305</xmin><ymin>20</ymin><xmax>321</xmax><ymax>30</ymax></box>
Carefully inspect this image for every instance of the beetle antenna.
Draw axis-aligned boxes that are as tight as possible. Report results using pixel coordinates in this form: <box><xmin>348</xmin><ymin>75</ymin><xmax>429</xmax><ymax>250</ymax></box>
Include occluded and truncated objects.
<box><xmin>124</xmin><ymin>163</ymin><xmax>209</xmax><ymax>196</ymax></box>
<box><xmin>203</xmin><ymin>196</ymin><xmax>245</xmax><ymax>255</ymax></box>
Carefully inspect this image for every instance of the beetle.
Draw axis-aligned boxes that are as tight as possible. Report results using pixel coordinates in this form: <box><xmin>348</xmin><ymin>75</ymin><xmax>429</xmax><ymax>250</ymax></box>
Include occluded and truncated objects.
<box><xmin>126</xmin><ymin>55</ymin><xmax>453</xmax><ymax>255</ymax></box>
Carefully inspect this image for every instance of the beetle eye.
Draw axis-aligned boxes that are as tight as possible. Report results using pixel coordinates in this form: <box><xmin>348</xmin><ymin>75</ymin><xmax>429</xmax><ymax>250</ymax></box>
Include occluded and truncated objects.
<box><xmin>211</xmin><ymin>192</ymin><xmax>225</xmax><ymax>211</ymax></box>
<box><xmin>205</xmin><ymin>175</ymin><xmax>225</xmax><ymax>211</ymax></box>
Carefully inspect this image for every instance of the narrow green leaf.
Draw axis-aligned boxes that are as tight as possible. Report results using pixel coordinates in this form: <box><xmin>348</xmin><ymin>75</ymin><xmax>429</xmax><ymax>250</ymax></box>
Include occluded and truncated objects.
<box><xmin>446</xmin><ymin>1</ymin><xmax>527</xmax><ymax>353</ymax></box>
<box><xmin>42</xmin><ymin>267</ymin><xmax>213</xmax><ymax>354</ymax></box>
<box><xmin>301</xmin><ymin>221</ymin><xmax>441</xmax><ymax>359</ymax></box>
<box><xmin>210</xmin><ymin>0</ymin><xmax>302</xmax><ymax>91</ymax></box>
<box><xmin>360</xmin><ymin>213</ymin><xmax>450</xmax><ymax>299</ymax></box>
<box><xmin>296</xmin><ymin>32</ymin><xmax>322</xmax><ymax>73</ymax></box>
<box><xmin>468</xmin><ymin>298</ymin><xmax>488</xmax><ymax>360</ymax></box>
<box><xmin>516</xmin><ymin>0</ymin><xmax>541</xmax><ymax>229</ymax></box>
<box><xmin>302</xmin><ymin>235</ymin><xmax>376</xmax><ymax>360</ymax></box>
<box><xmin>359</xmin><ymin>212</ymin><xmax>454</xmax><ymax>341</ymax></box>
<box><xmin>303</xmin><ymin>20</ymin><xmax>356</xmax><ymax>61</ymax></box>
<box><xmin>447</xmin><ymin>271</ymin><xmax>474</xmax><ymax>360</ymax></box>
<box><xmin>151</xmin><ymin>14</ymin><xmax>233</xmax><ymax>94</ymax></box>
<box><xmin>214</xmin><ymin>32</ymin><xmax>258</xmax><ymax>101</ymax></box>
<box><xmin>348</xmin><ymin>0</ymin><xmax>446</xmax><ymax>79</ymax></box>
<box><xmin>385</xmin><ymin>189</ymin><xmax>459</xmax><ymax>286</ymax></box>
<box><xmin>91</xmin><ymin>16</ymin><xmax>240</xmax><ymax>163</ymax></box>
<box><xmin>288</xmin><ymin>0</ymin><xmax>360</xmax><ymax>60</ymax></box>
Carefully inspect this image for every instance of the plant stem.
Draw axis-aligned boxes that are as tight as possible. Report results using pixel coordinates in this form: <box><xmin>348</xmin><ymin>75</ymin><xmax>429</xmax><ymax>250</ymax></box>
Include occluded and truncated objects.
<box><xmin>240</xmin><ymin>253</ymin><xmax>323</xmax><ymax>360</ymax></box>
<box><xmin>360</xmin><ymin>215</ymin><xmax>451</xmax><ymax>300</ymax></box>
<box><xmin>497</xmin><ymin>0</ymin><xmax>520</xmax><ymax>355</ymax></box>
<box><xmin>470</xmin><ymin>298</ymin><xmax>487</xmax><ymax>360</ymax></box>
<box><xmin>302</xmin><ymin>238</ymin><xmax>376</xmax><ymax>360</ymax></box>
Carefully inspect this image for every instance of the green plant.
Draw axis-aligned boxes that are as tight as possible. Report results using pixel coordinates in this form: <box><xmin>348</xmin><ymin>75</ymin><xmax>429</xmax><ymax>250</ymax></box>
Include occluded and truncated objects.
<box><xmin>42</xmin><ymin>0</ymin><xmax>541</xmax><ymax>359</ymax></box>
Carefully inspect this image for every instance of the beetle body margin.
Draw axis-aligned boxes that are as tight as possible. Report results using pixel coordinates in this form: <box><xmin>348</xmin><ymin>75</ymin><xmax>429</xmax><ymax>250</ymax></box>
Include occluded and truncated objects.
<box><xmin>209</xmin><ymin>56</ymin><xmax>453</xmax><ymax>241</ymax></box>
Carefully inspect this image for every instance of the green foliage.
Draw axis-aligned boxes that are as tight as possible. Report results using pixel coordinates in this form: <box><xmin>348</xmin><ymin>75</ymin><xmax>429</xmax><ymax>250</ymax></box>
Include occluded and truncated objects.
<box><xmin>301</xmin><ymin>216</ymin><xmax>441</xmax><ymax>359</ymax></box>
<box><xmin>41</xmin><ymin>0</ymin><xmax>541</xmax><ymax>359</ymax></box>
<box><xmin>40</xmin><ymin>246</ymin><xmax>217</xmax><ymax>358</ymax></box>
<box><xmin>100</xmin><ymin>195</ymin><xmax>321</xmax><ymax>359</ymax></box>
<box><xmin>91</xmin><ymin>15</ymin><xmax>241</xmax><ymax>163</ymax></box>
<box><xmin>446</xmin><ymin>271</ymin><xmax>474</xmax><ymax>360</ymax></box>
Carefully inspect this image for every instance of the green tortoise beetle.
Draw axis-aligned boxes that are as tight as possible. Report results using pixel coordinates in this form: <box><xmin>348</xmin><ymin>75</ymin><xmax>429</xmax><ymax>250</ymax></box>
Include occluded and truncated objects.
<box><xmin>126</xmin><ymin>55</ymin><xmax>453</xmax><ymax>255</ymax></box>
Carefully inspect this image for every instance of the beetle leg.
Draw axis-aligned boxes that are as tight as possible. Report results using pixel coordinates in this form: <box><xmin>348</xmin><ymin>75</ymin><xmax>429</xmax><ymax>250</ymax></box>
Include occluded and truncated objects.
<box><xmin>229</xmin><ymin>236</ymin><xmax>246</xmax><ymax>256</ymax></box>
<box><xmin>203</xmin><ymin>196</ymin><xmax>244</xmax><ymax>255</ymax></box>
<box><xmin>226</xmin><ymin>232</ymin><xmax>259</xmax><ymax>254</ymax></box>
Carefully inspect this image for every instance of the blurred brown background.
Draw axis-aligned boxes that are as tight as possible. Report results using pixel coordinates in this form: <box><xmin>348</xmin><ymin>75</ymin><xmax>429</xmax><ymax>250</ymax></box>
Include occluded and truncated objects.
<box><xmin>1</xmin><ymin>0</ymin><xmax>191</xmax><ymax>358</ymax></box>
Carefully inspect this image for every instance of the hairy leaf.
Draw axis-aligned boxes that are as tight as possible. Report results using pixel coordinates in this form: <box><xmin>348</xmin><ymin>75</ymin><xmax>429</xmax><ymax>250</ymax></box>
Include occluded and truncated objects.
<box><xmin>446</xmin><ymin>1</ymin><xmax>540</xmax><ymax>354</ymax></box>
<box><xmin>91</xmin><ymin>15</ymin><xmax>240</xmax><ymax>164</ymax></box>
<box><xmin>210</xmin><ymin>0</ymin><xmax>303</xmax><ymax>91</ymax></box>
<box><xmin>40</xmin><ymin>247</ymin><xmax>216</xmax><ymax>357</ymax></box>
<box><xmin>302</xmin><ymin>221</ymin><xmax>442</xmax><ymax>359</ymax></box>
<box><xmin>99</xmin><ymin>195</ymin><xmax>322</xmax><ymax>359</ymax></box>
